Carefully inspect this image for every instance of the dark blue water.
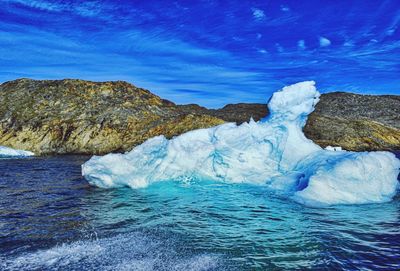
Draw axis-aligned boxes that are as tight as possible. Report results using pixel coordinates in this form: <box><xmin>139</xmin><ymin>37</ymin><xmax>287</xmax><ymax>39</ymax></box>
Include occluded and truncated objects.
<box><xmin>1</xmin><ymin>155</ymin><xmax>400</xmax><ymax>270</ymax></box>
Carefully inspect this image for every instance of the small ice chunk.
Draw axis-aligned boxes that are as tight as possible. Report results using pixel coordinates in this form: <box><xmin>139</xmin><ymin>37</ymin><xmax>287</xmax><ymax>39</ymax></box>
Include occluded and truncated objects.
<box><xmin>0</xmin><ymin>146</ymin><xmax>34</xmax><ymax>157</ymax></box>
<box><xmin>325</xmin><ymin>146</ymin><xmax>343</xmax><ymax>151</ymax></box>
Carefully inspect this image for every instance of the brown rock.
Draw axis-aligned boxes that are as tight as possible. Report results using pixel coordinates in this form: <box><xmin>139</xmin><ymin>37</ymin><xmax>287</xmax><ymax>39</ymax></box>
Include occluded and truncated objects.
<box><xmin>0</xmin><ymin>78</ymin><xmax>399</xmax><ymax>154</ymax></box>
<box><xmin>0</xmin><ymin>78</ymin><xmax>223</xmax><ymax>154</ymax></box>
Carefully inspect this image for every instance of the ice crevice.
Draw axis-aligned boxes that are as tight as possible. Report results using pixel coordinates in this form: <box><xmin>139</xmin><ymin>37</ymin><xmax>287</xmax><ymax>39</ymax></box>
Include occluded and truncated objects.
<box><xmin>82</xmin><ymin>81</ymin><xmax>400</xmax><ymax>206</ymax></box>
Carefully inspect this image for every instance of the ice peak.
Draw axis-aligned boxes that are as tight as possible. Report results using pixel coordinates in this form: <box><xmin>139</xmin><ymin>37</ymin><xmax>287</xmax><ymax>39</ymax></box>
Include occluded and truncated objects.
<box><xmin>268</xmin><ymin>81</ymin><xmax>319</xmax><ymax>123</ymax></box>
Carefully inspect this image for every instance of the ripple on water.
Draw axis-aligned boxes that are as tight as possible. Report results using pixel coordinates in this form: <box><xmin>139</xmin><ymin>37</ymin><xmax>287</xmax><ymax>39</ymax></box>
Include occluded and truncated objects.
<box><xmin>1</xmin><ymin>156</ymin><xmax>400</xmax><ymax>270</ymax></box>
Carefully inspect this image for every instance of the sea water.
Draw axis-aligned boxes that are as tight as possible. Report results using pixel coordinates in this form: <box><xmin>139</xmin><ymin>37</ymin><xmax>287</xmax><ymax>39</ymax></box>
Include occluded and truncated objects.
<box><xmin>1</xmin><ymin>155</ymin><xmax>399</xmax><ymax>270</ymax></box>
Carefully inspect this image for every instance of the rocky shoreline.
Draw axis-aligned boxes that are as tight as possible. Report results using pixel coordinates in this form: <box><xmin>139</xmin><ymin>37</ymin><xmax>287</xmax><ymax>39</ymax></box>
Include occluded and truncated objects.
<box><xmin>0</xmin><ymin>78</ymin><xmax>399</xmax><ymax>155</ymax></box>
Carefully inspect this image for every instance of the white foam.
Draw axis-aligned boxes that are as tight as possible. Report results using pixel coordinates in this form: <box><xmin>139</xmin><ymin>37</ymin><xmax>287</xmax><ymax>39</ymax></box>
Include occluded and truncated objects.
<box><xmin>1</xmin><ymin>233</ymin><xmax>223</xmax><ymax>271</ymax></box>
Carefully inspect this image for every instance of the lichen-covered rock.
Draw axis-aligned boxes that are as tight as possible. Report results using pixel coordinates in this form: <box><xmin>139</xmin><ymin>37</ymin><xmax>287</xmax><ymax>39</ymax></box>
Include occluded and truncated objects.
<box><xmin>0</xmin><ymin>78</ymin><xmax>399</xmax><ymax>154</ymax></box>
<box><xmin>178</xmin><ymin>103</ymin><xmax>268</xmax><ymax>124</ymax></box>
<box><xmin>0</xmin><ymin>78</ymin><xmax>223</xmax><ymax>154</ymax></box>
<box><xmin>304</xmin><ymin>115</ymin><xmax>400</xmax><ymax>151</ymax></box>
<box><xmin>302</xmin><ymin>92</ymin><xmax>400</xmax><ymax>151</ymax></box>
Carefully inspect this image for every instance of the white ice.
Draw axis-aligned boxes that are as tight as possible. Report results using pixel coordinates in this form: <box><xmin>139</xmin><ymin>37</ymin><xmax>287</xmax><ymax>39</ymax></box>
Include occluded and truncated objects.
<box><xmin>82</xmin><ymin>81</ymin><xmax>400</xmax><ymax>206</ymax></box>
<box><xmin>0</xmin><ymin>146</ymin><xmax>34</xmax><ymax>157</ymax></box>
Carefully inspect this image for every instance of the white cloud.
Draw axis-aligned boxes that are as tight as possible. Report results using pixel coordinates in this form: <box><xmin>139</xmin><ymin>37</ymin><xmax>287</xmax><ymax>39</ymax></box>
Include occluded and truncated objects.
<box><xmin>258</xmin><ymin>49</ymin><xmax>267</xmax><ymax>54</ymax></box>
<box><xmin>252</xmin><ymin>8</ymin><xmax>265</xmax><ymax>20</ymax></box>
<box><xmin>275</xmin><ymin>43</ymin><xmax>284</xmax><ymax>53</ymax></box>
<box><xmin>386</xmin><ymin>28</ymin><xmax>396</xmax><ymax>36</ymax></box>
<box><xmin>343</xmin><ymin>41</ymin><xmax>354</xmax><ymax>47</ymax></box>
<box><xmin>5</xmin><ymin>0</ymin><xmax>107</xmax><ymax>18</ymax></box>
<box><xmin>5</xmin><ymin>0</ymin><xmax>65</xmax><ymax>11</ymax></box>
<box><xmin>298</xmin><ymin>40</ymin><xmax>306</xmax><ymax>50</ymax></box>
<box><xmin>73</xmin><ymin>1</ymin><xmax>103</xmax><ymax>17</ymax></box>
<box><xmin>280</xmin><ymin>5</ymin><xmax>290</xmax><ymax>12</ymax></box>
<box><xmin>319</xmin><ymin>37</ymin><xmax>331</xmax><ymax>47</ymax></box>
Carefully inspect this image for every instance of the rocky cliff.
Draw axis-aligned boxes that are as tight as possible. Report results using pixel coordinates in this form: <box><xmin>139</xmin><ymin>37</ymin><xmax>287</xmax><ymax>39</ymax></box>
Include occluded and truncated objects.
<box><xmin>0</xmin><ymin>79</ymin><xmax>224</xmax><ymax>154</ymax></box>
<box><xmin>0</xmin><ymin>78</ymin><xmax>399</xmax><ymax>154</ymax></box>
<box><xmin>304</xmin><ymin>92</ymin><xmax>400</xmax><ymax>151</ymax></box>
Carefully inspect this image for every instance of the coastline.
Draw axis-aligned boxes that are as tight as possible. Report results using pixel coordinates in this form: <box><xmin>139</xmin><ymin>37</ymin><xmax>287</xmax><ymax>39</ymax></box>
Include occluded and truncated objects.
<box><xmin>0</xmin><ymin>78</ymin><xmax>399</xmax><ymax>155</ymax></box>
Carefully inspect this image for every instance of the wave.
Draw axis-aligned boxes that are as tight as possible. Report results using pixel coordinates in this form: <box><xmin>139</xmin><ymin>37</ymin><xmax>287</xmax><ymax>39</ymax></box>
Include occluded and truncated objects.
<box><xmin>1</xmin><ymin>232</ymin><xmax>225</xmax><ymax>271</ymax></box>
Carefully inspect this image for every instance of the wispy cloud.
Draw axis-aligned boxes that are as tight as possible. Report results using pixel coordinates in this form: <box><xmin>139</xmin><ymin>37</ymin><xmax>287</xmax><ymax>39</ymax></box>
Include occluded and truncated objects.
<box><xmin>5</xmin><ymin>0</ymin><xmax>64</xmax><ymax>11</ymax></box>
<box><xmin>251</xmin><ymin>8</ymin><xmax>265</xmax><ymax>20</ymax></box>
<box><xmin>280</xmin><ymin>5</ymin><xmax>290</xmax><ymax>12</ymax></box>
<box><xmin>0</xmin><ymin>14</ymin><xmax>268</xmax><ymax>107</ymax></box>
<box><xmin>319</xmin><ymin>37</ymin><xmax>331</xmax><ymax>47</ymax></box>
<box><xmin>1</xmin><ymin>0</ymin><xmax>399</xmax><ymax>107</ymax></box>
<box><xmin>4</xmin><ymin>0</ymin><xmax>115</xmax><ymax>18</ymax></box>
<box><xmin>297</xmin><ymin>40</ymin><xmax>306</xmax><ymax>50</ymax></box>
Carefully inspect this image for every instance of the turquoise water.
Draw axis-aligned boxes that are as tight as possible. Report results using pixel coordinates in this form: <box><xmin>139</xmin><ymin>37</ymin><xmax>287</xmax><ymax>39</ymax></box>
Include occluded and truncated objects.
<box><xmin>1</xmin><ymin>155</ymin><xmax>400</xmax><ymax>270</ymax></box>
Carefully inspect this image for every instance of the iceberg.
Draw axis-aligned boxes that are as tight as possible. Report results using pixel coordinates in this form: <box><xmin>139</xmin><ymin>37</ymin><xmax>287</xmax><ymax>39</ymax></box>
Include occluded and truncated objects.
<box><xmin>0</xmin><ymin>146</ymin><xmax>34</xmax><ymax>158</ymax></box>
<box><xmin>82</xmin><ymin>81</ymin><xmax>400</xmax><ymax>206</ymax></box>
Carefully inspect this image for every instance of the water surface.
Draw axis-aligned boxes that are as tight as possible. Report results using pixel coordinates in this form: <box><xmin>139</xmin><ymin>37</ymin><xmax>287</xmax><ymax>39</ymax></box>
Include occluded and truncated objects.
<box><xmin>1</xmin><ymin>155</ymin><xmax>400</xmax><ymax>270</ymax></box>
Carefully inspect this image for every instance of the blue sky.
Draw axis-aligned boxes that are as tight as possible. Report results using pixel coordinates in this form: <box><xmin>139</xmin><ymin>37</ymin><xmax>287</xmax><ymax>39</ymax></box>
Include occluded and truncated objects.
<box><xmin>1</xmin><ymin>0</ymin><xmax>399</xmax><ymax>107</ymax></box>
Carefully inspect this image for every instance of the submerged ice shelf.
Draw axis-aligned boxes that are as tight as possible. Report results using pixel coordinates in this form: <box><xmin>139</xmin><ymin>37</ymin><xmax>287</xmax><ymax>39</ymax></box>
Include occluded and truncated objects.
<box><xmin>0</xmin><ymin>146</ymin><xmax>34</xmax><ymax>158</ymax></box>
<box><xmin>82</xmin><ymin>82</ymin><xmax>400</xmax><ymax>206</ymax></box>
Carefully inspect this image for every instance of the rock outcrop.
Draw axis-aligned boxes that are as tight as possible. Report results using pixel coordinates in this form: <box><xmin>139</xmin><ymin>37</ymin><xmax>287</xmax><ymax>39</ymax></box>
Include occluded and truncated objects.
<box><xmin>178</xmin><ymin>103</ymin><xmax>268</xmax><ymax>124</ymax></box>
<box><xmin>0</xmin><ymin>79</ymin><xmax>223</xmax><ymax>154</ymax></box>
<box><xmin>0</xmin><ymin>78</ymin><xmax>398</xmax><ymax>154</ymax></box>
<box><xmin>304</xmin><ymin>92</ymin><xmax>400</xmax><ymax>151</ymax></box>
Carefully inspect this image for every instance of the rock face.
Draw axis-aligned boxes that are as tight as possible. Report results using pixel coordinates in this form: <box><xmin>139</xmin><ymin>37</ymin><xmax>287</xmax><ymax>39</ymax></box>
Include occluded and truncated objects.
<box><xmin>0</xmin><ymin>79</ymin><xmax>224</xmax><ymax>154</ymax></box>
<box><xmin>0</xmin><ymin>78</ymin><xmax>399</xmax><ymax>154</ymax></box>
<box><xmin>304</xmin><ymin>92</ymin><xmax>400</xmax><ymax>151</ymax></box>
<box><xmin>178</xmin><ymin>103</ymin><xmax>268</xmax><ymax>124</ymax></box>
